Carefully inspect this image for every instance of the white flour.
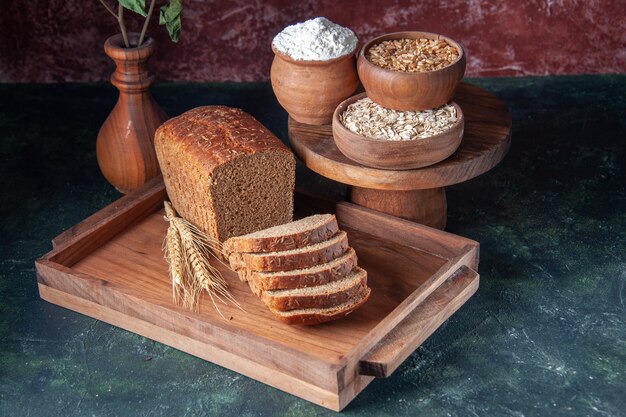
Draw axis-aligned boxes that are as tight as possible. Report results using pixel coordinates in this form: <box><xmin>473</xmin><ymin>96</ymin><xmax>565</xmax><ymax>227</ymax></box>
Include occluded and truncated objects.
<box><xmin>272</xmin><ymin>17</ymin><xmax>358</xmax><ymax>61</ymax></box>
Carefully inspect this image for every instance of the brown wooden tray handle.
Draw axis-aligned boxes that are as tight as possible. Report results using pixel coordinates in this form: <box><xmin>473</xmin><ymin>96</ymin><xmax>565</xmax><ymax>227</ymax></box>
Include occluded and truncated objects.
<box><xmin>358</xmin><ymin>265</ymin><xmax>479</xmax><ymax>378</ymax></box>
<box><xmin>52</xmin><ymin>176</ymin><xmax>166</xmax><ymax>248</ymax></box>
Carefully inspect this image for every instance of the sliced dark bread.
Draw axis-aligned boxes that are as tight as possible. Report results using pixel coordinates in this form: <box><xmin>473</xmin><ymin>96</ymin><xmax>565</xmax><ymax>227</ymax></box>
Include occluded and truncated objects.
<box><xmin>223</xmin><ymin>214</ymin><xmax>338</xmax><ymax>255</ymax></box>
<box><xmin>238</xmin><ymin>247</ymin><xmax>358</xmax><ymax>289</ymax></box>
<box><xmin>228</xmin><ymin>231</ymin><xmax>349</xmax><ymax>272</ymax></box>
<box><xmin>269</xmin><ymin>286</ymin><xmax>371</xmax><ymax>325</ymax></box>
<box><xmin>249</xmin><ymin>267</ymin><xmax>367</xmax><ymax>311</ymax></box>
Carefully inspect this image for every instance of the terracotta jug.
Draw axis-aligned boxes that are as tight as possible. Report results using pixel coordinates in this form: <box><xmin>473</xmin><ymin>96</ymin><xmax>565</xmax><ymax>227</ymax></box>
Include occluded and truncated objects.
<box><xmin>270</xmin><ymin>48</ymin><xmax>359</xmax><ymax>126</ymax></box>
<box><xmin>96</xmin><ymin>33</ymin><xmax>168</xmax><ymax>193</ymax></box>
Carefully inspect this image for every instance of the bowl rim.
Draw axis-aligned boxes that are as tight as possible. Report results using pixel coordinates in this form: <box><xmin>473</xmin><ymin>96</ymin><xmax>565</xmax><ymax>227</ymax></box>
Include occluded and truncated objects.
<box><xmin>271</xmin><ymin>43</ymin><xmax>357</xmax><ymax>66</ymax></box>
<box><xmin>358</xmin><ymin>31</ymin><xmax>465</xmax><ymax>77</ymax></box>
<box><xmin>332</xmin><ymin>92</ymin><xmax>464</xmax><ymax>145</ymax></box>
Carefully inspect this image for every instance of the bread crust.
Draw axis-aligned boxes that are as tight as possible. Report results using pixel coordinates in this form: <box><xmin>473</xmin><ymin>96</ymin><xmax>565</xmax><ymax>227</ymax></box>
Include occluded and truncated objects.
<box><xmin>271</xmin><ymin>287</ymin><xmax>371</xmax><ymax>325</ymax></box>
<box><xmin>239</xmin><ymin>248</ymin><xmax>358</xmax><ymax>289</ymax></box>
<box><xmin>156</xmin><ymin>106</ymin><xmax>293</xmax><ymax>171</ymax></box>
<box><xmin>259</xmin><ymin>269</ymin><xmax>367</xmax><ymax>311</ymax></box>
<box><xmin>223</xmin><ymin>216</ymin><xmax>339</xmax><ymax>255</ymax></box>
<box><xmin>229</xmin><ymin>232</ymin><xmax>349</xmax><ymax>272</ymax></box>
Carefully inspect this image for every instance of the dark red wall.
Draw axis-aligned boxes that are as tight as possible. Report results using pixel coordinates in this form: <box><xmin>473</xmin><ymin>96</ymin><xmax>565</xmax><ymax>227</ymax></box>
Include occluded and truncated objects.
<box><xmin>1</xmin><ymin>0</ymin><xmax>624</xmax><ymax>83</ymax></box>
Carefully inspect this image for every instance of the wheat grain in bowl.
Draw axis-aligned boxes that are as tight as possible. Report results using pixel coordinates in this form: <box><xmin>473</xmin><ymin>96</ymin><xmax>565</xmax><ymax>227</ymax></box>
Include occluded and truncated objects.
<box><xmin>340</xmin><ymin>97</ymin><xmax>458</xmax><ymax>141</ymax></box>
<box><xmin>366</xmin><ymin>38</ymin><xmax>459</xmax><ymax>72</ymax></box>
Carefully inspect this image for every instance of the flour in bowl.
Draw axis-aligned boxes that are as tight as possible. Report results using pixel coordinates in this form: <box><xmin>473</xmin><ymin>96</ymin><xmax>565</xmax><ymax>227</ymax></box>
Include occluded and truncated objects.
<box><xmin>272</xmin><ymin>17</ymin><xmax>358</xmax><ymax>61</ymax></box>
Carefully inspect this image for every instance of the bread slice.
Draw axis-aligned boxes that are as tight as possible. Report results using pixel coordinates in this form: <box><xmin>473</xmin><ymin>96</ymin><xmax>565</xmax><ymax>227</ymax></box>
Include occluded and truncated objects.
<box><xmin>250</xmin><ymin>267</ymin><xmax>367</xmax><ymax>311</ymax></box>
<box><xmin>269</xmin><ymin>286</ymin><xmax>371</xmax><ymax>325</ymax></box>
<box><xmin>238</xmin><ymin>248</ymin><xmax>358</xmax><ymax>289</ymax></box>
<box><xmin>228</xmin><ymin>231</ymin><xmax>349</xmax><ymax>272</ymax></box>
<box><xmin>223</xmin><ymin>214</ymin><xmax>339</xmax><ymax>255</ymax></box>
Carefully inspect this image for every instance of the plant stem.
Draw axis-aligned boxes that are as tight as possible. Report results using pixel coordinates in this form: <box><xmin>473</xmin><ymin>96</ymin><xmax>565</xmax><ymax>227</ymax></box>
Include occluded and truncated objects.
<box><xmin>138</xmin><ymin>0</ymin><xmax>156</xmax><ymax>47</ymax></box>
<box><xmin>98</xmin><ymin>0</ymin><xmax>118</xmax><ymax>19</ymax></box>
<box><xmin>118</xmin><ymin>3</ymin><xmax>130</xmax><ymax>47</ymax></box>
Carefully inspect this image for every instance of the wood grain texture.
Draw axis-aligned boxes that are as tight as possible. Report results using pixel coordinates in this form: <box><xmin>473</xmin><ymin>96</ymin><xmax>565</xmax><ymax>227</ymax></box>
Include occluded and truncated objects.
<box><xmin>332</xmin><ymin>93</ymin><xmax>464</xmax><ymax>170</ymax></box>
<box><xmin>288</xmin><ymin>83</ymin><xmax>512</xmax><ymax>190</ymax></box>
<box><xmin>36</xmin><ymin>182</ymin><xmax>479</xmax><ymax>411</ymax></box>
<box><xmin>51</xmin><ymin>176</ymin><xmax>166</xmax><ymax>248</ymax></box>
<box><xmin>350</xmin><ymin>187</ymin><xmax>447</xmax><ymax>229</ymax></box>
<box><xmin>359</xmin><ymin>265</ymin><xmax>479</xmax><ymax>377</ymax></box>
<box><xmin>270</xmin><ymin>48</ymin><xmax>359</xmax><ymax>125</ymax></box>
<box><xmin>335</xmin><ymin>202</ymin><xmax>479</xmax><ymax>269</ymax></box>
<box><xmin>96</xmin><ymin>33</ymin><xmax>168</xmax><ymax>194</ymax></box>
<box><xmin>48</xmin><ymin>176</ymin><xmax>166</xmax><ymax>265</ymax></box>
<box><xmin>357</xmin><ymin>31</ymin><xmax>466</xmax><ymax>111</ymax></box>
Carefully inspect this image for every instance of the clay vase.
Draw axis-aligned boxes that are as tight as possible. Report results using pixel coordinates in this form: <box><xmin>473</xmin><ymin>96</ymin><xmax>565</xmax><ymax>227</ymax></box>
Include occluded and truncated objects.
<box><xmin>270</xmin><ymin>47</ymin><xmax>359</xmax><ymax>125</ymax></box>
<box><xmin>96</xmin><ymin>33</ymin><xmax>168</xmax><ymax>194</ymax></box>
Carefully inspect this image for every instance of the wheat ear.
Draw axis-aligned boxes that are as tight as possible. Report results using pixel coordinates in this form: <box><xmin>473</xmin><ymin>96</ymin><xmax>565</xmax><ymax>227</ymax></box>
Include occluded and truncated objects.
<box><xmin>163</xmin><ymin>201</ymin><xmax>240</xmax><ymax>317</ymax></box>
<box><xmin>164</xmin><ymin>223</ymin><xmax>185</xmax><ymax>303</ymax></box>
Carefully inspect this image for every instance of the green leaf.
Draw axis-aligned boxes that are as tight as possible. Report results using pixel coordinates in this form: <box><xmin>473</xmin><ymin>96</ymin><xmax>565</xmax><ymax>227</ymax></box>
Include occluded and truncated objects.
<box><xmin>119</xmin><ymin>0</ymin><xmax>147</xmax><ymax>17</ymax></box>
<box><xmin>159</xmin><ymin>0</ymin><xmax>183</xmax><ymax>42</ymax></box>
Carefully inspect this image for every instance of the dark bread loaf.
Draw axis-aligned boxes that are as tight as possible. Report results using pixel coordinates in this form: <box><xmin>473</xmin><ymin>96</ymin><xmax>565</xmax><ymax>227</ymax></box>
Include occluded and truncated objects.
<box><xmin>155</xmin><ymin>106</ymin><xmax>296</xmax><ymax>243</ymax></box>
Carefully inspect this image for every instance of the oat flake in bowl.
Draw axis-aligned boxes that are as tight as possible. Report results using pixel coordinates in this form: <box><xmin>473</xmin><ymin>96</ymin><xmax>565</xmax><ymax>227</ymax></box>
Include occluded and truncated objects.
<box><xmin>340</xmin><ymin>97</ymin><xmax>458</xmax><ymax>141</ymax></box>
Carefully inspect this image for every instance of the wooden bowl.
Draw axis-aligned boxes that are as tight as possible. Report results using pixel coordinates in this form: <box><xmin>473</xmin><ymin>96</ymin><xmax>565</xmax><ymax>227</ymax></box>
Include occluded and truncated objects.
<box><xmin>357</xmin><ymin>32</ymin><xmax>466</xmax><ymax>111</ymax></box>
<box><xmin>332</xmin><ymin>93</ymin><xmax>464</xmax><ymax>170</ymax></box>
<box><xmin>270</xmin><ymin>47</ymin><xmax>359</xmax><ymax>125</ymax></box>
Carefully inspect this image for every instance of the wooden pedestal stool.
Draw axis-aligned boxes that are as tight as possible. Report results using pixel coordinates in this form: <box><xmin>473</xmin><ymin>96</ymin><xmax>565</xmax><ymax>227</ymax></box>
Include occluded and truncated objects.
<box><xmin>288</xmin><ymin>83</ymin><xmax>512</xmax><ymax>229</ymax></box>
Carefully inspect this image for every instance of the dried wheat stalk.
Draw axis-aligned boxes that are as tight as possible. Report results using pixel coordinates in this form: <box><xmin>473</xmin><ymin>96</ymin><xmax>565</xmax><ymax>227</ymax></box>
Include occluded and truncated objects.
<box><xmin>163</xmin><ymin>201</ymin><xmax>240</xmax><ymax>318</ymax></box>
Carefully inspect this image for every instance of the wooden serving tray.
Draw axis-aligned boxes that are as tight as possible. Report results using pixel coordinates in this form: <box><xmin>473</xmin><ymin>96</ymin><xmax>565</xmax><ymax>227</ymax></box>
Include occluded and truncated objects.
<box><xmin>36</xmin><ymin>177</ymin><xmax>480</xmax><ymax>411</ymax></box>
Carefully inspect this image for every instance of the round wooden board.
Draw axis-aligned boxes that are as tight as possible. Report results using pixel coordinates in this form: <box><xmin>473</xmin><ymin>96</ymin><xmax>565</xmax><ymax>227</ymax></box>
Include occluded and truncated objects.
<box><xmin>288</xmin><ymin>83</ymin><xmax>512</xmax><ymax>191</ymax></box>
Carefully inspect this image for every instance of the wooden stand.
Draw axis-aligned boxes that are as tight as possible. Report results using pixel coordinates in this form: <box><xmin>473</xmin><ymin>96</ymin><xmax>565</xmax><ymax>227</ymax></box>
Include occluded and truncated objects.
<box><xmin>350</xmin><ymin>187</ymin><xmax>447</xmax><ymax>229</ymax></box>
<box><xmin>288</xmin><ymin>83</ymin><xmax>512</xmax><ymax>229</ymax></box>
